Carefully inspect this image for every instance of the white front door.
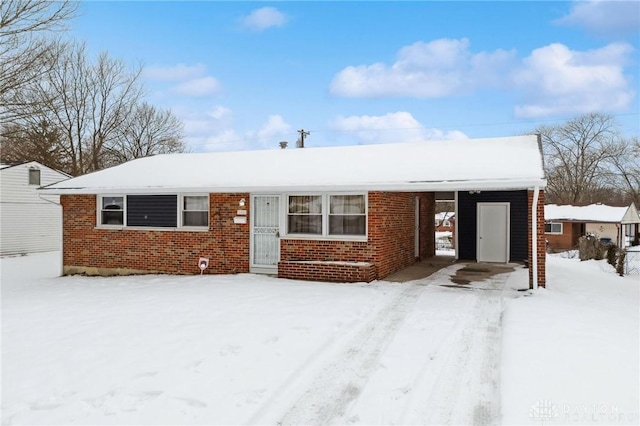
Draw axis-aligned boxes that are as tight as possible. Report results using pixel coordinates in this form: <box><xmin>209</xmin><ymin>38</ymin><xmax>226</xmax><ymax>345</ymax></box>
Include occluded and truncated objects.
<box><xmin>477</xmin><ymin>202</ymin><xmax>510</xmax><ymax>263</ymax></box>
<box><xmin>251</xmin><ymin>195</ymin><xmax>280</xmax><ymax>272</ymax></box>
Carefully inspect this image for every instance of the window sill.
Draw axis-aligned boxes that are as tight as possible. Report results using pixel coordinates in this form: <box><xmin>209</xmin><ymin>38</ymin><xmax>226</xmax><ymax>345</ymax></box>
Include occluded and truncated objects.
<box><xmin>281</xmin><ymin>234</ymin><xmax>368</xmax><ymax>243</ymax></box>
<box><xmin>95</xmin><ymin>226</ymin><xmax>210</xmax><ymax>232</ymax></box>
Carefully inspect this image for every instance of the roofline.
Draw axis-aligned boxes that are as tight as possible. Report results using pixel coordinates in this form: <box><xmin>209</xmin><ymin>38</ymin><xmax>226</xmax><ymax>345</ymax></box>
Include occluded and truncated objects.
<box><xmin>0</xmin><ymin>161</ymin><xmax>71</xmax><ymax>178</ymax></box>
<box><xmin>39</xmin><ymin>178</ymin><xmax>547</xmax><ymax>195</ymax></box>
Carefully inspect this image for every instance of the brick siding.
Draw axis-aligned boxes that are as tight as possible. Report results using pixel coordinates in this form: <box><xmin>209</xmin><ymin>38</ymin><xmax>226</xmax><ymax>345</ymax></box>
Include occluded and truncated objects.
<box><xmin>62</xmin><ymin>194</ymin><xmax>250</xmax><ymax>275</ymax></box>
<box><xmin>279</xmin><ymin>192</ymin><xmax>435</xmax><ymax>281</ymax></box>
<box><xmin>278</xmin><ymin>261</ymin><xmax>377</xmax><ymax>283</ymax></box>
<box><xmin>545</xmin><ymin>222</ymin><xmax>579</xmax><ymax>251</ymax></box>
<box><xmin>528</xmin><ymin>190</ymin><xmax>546</xmax><ymax>287</ymax></box>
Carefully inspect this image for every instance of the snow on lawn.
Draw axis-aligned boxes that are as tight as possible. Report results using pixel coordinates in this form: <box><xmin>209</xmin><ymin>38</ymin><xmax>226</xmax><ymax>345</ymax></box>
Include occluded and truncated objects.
<box><xmin>501</xmin><ymin>256</ymin><xmax>640</xmax><ymax>425</ymax></box>
<box><xmin>2</xmin><ymin>251</ymin><xmax>521</xmax><ymax>425</ymax></box>
<box><xmin>2</xmin><ymin>252</ymin><xmax>638</xmax><ymax>425</ymax></box>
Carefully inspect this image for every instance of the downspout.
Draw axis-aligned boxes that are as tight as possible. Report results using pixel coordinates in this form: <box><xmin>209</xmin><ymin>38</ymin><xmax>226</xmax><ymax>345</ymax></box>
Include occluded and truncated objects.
<box><xmin>531</xmin><ymin>185</ymin><xmax>540</xmax><ymax>290</ymax></box>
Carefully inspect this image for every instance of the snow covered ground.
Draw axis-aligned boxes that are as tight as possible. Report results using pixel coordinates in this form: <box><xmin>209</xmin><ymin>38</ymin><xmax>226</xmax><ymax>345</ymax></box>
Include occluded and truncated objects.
<box><xmin>1</xmin><ymin>252</ymin><xmax>638</xmax><ymax>425</ymax></box>
<box><xmin>501</xmin><ymin>255</ymin><xmax>639</xmax><ymax>425</ymax></box>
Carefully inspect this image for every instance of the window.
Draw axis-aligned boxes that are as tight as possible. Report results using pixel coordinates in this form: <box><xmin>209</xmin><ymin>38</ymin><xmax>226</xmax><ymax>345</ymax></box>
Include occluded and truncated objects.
<box><xmin>101</xmin><ymin>196</ymin><xmax>124</xmax><ymax>225</ymax></box>
<box><xmin>127</xmin><ymin>195</ymin><xmax>177</xmax><ymax>227</ymax></box>
<box><xmin>28</xmin><ymin>168</ymin><xmax>41</xmax><ymax>185</ymax></box>
<box><xmin>329</xmin><ymin>195</ymin><xmax>366</xmax><ymax>235</ymax></box>
<box><xmin>286</xmin><ymin>194</ymin><xmax>366</xmax><ymax>237</ymax></box>
<box><xmin>182</xmin><ymin>195</ymin><xmax>209</xmax><ymax>227</ymax></box>
<box><xmin>545</xmin><ymin>222</ymin><xmax>563</xmax><ymax>234</ymax></box>
<box><xmin>98</xmin><ymin>194</ymin><xmax>208</xmax><ymax>229</ymax></box>
<box><xmin>288</xmin><ymin>195</ymin><xmax>322</xmax><ymax>234</ymax></box>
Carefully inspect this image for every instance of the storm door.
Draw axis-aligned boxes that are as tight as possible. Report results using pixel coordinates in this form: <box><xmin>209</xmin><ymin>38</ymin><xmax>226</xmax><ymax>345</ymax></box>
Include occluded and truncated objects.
<box><xmin>251</xmin><ymin>195</ymin><xmax>280</xmax><ymax>272</ymax></box>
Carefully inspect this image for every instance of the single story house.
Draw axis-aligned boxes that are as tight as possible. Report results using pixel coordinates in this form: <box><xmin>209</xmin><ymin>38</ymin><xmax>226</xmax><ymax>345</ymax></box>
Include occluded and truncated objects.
<box><xmin>41</xmin><ymin>135</ymin><xmax>547</xmax><ymax>287</ymax></box>
<box><xmin>544</xmin><ymin>203</ymin><xmax>640</xmax><ymax>251</ymax></box>
<box><xmin>1</xmin><ymin>161</ymin><xmax>70</xmax><ymax>256</ymax></box>
<box><xmin>435</xmin><ymin>211</ymin><xmax>455</xmax><ymax>232</ymax></box>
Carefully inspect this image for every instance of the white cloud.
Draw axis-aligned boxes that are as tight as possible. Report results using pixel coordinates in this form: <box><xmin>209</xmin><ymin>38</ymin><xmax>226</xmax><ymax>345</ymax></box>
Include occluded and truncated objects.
<box><xmin>241</xmin><ymin>7</ymin><xmax>288</xmax><ymax>32</ymax></box>
<box><xmin>170</xmin><ymin>76</ymin><xmax>221</xmax><ymax>97</ymax></box>
<box><xmin>555</xmin><ymin>0</ymin><xmax>640</xmax><ymax>36</ymax></box>
<box><xmin>144</xmin><ymin>64</ymin><xmax>222</xmax><ymax>98</ymax></box>
<box><xmin>511</xmin><ymin>42</ymin><xmax>635</xmax><ymax>117</ymax></box>
<box><xmin>143</xmin><ymin>63</ymin><xmax>207</xmax><ymax>81</ymax></box>
<box><xmin>330</xmin><ymin>112</ymin><xmax>467</xmax><ymax>145</ymax></box>
<box><xmin>209</xmin><ymin>106</ymin><xmax>233</xmax><ymax>121</ymax></box>
<box><xmin>330</xmin><ymin>38</ymin><xmax>515</xmax><ymax>98</ymax></box>
<box><xmin>252</xmin><ymin>115</ymin><xmax>292</xmax><ymax>144</ymax></box>
<box><xmin>176</xmin><ymin>106</ymin><xmax>293</xmax><ymax>152</ymax></box>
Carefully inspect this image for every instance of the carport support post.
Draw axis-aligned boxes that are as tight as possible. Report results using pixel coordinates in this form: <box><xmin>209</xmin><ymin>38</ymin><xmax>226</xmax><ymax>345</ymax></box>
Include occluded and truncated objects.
<box><xmin>531</xmin><ymin>186</ymin><xmax>540</xmax><ymax>289</ymax></box>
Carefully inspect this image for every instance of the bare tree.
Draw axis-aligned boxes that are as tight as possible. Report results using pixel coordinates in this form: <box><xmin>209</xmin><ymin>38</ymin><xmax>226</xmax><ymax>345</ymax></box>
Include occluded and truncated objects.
<box><xmin>20</xmin><ymin>41</ymin><xmax>143</xmax><ymax>175</ymax></box>
<box><xmin>537</xmin><ymin>113</ymin><xmax>621</xmax><ymax>204</ymax></box>
<box><xmin>103</xmin><ymin>102</ymin><xmax>186</xmax><ymax>167</ymax></box>
<box><xmin>605</xmin><ymin>137</ymin><xmax>640</xmax><ymax>207</ymax></box>
<box><xmin>0</xmin><ymin>0</ymin><xmax>77</xmax><ymax>122</ymax></box>
<box><xmin>0</xmin><ymin>120</ymin><xmax>69</xmax><ymax>172</ymax></box>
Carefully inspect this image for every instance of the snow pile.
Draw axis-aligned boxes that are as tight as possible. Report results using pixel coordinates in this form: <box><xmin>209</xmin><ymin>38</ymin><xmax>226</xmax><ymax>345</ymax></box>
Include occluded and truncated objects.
<box><xmin>501</xmin><ymin>256</ymin><xmax>639</xmax><ymax>425</ymax></box>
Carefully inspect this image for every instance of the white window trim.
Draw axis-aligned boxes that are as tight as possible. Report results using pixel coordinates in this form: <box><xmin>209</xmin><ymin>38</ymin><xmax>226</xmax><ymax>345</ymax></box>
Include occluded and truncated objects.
<box><xmin>282</xmin><ymin>192</ymin><xmax>368</xmax><ymax>241</ymax></box>
<box><xmin>180</xmin><ymin>194</ymin><xmax>210</xmax><ymax>229</ymax></box>
<box><xmin>97</xmin><ymin>194</ymin><xmax>126</xmax><ymax>228</ymax></box>
<box><xmin>28</xmin><ymin>167</ymin><xmax>41</xmax><ymax>185</ymax></box>
<box><xmin>545</xmin><ymin>222</ymin><xmax>563</xmax><ymax>234</ymax></box>
<box><xmin>96</xmin><ymin>194</ymin><xmax>210</xmax><ymax>231</ymax></box>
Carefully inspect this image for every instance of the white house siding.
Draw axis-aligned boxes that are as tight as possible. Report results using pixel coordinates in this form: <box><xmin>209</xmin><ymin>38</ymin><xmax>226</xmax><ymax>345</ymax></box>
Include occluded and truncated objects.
<box><xmin>585</xmin><ymin>223</ymin><xmax>620</xmax><ymax>245</ymax></box>
<box><xmin>0</xmin><ymin>162</ymin><xmax>68</xmax><ymax>256</ymax></box>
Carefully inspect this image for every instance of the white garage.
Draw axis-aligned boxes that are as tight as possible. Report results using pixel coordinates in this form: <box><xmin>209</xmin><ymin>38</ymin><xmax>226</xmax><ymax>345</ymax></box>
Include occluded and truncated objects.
<box><xmin>1</xmin><ymin>162</ymin><xmax>69</xmax><ymax>256</ymax></box>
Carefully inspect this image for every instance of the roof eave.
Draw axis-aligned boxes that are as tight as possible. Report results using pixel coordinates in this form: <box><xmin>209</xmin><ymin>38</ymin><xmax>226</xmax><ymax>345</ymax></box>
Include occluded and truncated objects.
<box><xmin>39</xmin><ymin>178</ymin><xmax>547</xmax><ymax>195</ymax></box>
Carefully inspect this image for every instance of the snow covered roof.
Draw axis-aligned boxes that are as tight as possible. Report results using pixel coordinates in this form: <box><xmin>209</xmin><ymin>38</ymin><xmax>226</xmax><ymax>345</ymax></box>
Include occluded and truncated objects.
<box><xmin>435</xmin><ymin>212</ymin><xmax>455</xmax><ymax>221</ymax></box>
<box><xmin>544</xmin><ymin>204</ymin><xmax>630</xmax><ymax>223</ymax></box>
<box><xmin>41</xmin><ymin>135</ymin><xmax>546</xmax><ymax>194</ymax></box>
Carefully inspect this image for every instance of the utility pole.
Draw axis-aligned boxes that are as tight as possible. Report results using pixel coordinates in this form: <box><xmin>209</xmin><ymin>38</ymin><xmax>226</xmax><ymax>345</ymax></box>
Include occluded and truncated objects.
<box><xmin>296</xmin><ymin>129</ymin><xmax>310</xmax><ymax>148</ymax></box>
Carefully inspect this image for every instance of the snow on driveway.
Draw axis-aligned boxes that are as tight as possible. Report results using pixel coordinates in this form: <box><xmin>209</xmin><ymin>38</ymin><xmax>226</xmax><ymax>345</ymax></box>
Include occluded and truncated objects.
<box><xmin>1</xmin><ymin>252</ymin><xmax>523</xmax><ymax>425</ymax></box>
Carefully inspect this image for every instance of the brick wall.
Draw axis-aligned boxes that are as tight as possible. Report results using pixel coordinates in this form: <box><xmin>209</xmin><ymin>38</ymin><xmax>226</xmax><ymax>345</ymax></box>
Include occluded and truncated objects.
<box><xmin>61</xmin><ymin>193</ymin><xmax>250</xmax><ymax>275</ymax></box>
<box><xmin>278</xmin><ymin>261</ymin><xmax>377</xmax><ymax>283</ymax></box>
<box><xmin>545</xmin><ymin>222</ymin><xmax>575</xmax><ymax>251</ymax></box>
<box><xmin>279</xmin><ymin>191</ymin><xmax>435</xmax><ymax>281</ymax></box>
<box><xmin>63</xmin><ymin>191</ymin><xmax>436</xmax><ymax>281</ymax></box>
<box><xmin>527</xmin><ymin>190</ymin><xmax>546</xmax><ymax>288</ymax></box>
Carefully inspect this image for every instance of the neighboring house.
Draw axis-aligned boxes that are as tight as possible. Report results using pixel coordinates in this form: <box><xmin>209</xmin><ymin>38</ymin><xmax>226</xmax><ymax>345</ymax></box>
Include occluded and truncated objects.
<box><xmin>435</xmin><ymin>211</ymin><xmax>456</xmax><ymax>250</ymax></box>
<box><xmin>544</xmin><ymin>203</ymin><xmax>640</xmax><ymax>251</ymax></box>
<box><xmin>435</xmin><ymin>212</ymin><xmax>455</xmax><ymax>232</ymax></box>
<box><xmin>41</xmin><ymin>135</ymin><xmax>547</xmax><ymax>287</ymax></box>
<box><xmin>1</xmin><ymin>161</ymin><xmax>70</xmax><ymax>256</ymax></box>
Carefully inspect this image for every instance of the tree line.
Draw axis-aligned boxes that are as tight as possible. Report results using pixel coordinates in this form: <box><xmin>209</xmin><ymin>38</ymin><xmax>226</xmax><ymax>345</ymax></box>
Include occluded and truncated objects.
<box><xmin>0</xmin><ymin>0</ymin><xmax>185</xmax><ymax>176</ymax></box>
<box><xmin>535</xmin><ymin>113</ymin><xmax>639</xmax><ymax>208</ymax></box>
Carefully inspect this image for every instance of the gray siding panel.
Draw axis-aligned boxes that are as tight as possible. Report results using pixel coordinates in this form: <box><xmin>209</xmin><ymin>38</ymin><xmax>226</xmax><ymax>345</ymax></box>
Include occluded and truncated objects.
<box><xmin>457</xmin><ymin>190</ymin><xmax>528</xmax><ymax>262</ymax></box>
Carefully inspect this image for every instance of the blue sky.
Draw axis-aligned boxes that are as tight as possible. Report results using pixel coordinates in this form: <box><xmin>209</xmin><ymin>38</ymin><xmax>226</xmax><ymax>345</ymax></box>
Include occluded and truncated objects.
<box><xmin>70</xmin><ymin>1</ymin><xmax>640</xmax><ymax>152</ymax></box>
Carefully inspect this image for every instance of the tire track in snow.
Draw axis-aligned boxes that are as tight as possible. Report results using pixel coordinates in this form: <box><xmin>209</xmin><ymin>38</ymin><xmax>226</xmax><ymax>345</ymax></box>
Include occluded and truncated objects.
<box><xmin>400</xmin><ymin>269</ymin><xmax>513</xmax><ymax>426</ymax></box>
<box><xmin>274</xmin><ymin>279</ymin><xmax>432</xmax><ymax>426</ymax></box>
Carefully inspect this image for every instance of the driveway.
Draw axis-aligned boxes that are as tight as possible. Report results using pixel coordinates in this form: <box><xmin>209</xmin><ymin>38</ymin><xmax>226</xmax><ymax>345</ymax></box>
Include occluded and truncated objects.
<box><xmin>269</xmin><ymin>263</ymin><xmax>524</xmax><ymax>425</ymax></box>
